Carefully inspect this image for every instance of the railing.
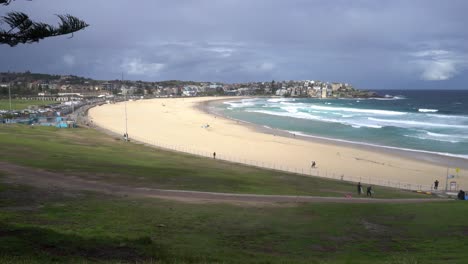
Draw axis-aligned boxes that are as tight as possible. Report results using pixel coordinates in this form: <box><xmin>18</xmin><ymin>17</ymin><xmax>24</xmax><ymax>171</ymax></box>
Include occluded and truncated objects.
<box><xmin>128</xmin><ymin>134</ymin><xmax>434</xmax><ymax>192</ymax></box>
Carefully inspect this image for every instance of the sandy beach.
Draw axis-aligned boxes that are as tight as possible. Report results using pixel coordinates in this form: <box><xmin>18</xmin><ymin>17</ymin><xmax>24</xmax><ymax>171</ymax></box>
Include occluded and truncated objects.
<box><xmin>88</xmin><ymin>97</ymin><xmax>467</xmax><ymax>191</ymax></box>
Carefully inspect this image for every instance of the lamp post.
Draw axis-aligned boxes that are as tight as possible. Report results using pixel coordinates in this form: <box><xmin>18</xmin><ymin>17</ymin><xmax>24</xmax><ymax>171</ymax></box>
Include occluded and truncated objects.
<box><xmin>122</xmin><ymin>73</ymin><xmax>128</xmax><ymax>141</ymax></box>
<box><xmin>8</xmin><ymin>83</ymin><xmax>12</xmax><ymax>111</ymax></box>
<box><xmin>125</xmin><ymin>90</ymin><xmax>128</xmax><ymax>141</ymax></box>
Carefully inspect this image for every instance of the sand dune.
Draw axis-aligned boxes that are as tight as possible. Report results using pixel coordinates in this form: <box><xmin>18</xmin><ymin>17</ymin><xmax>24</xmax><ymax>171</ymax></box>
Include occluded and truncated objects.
<box><xmin>88</xmin><ymin>97</ymin><xmax>467</xmax><ymax>191</ymax></box>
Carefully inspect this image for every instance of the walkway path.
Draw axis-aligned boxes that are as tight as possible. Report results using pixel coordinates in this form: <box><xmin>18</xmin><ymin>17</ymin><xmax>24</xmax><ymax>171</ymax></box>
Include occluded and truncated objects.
<box><xmin>0</xmin><ymin>162</ymin><xmax>446</xmax><ymax>205</ymax></box>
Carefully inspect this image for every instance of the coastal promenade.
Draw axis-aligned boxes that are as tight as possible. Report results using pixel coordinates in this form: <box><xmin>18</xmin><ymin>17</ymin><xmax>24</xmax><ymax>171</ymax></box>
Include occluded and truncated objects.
<box><xmin>88</xmin><ymin>97</ymin><xmax>467</xmax><ymax>191</ymax></box>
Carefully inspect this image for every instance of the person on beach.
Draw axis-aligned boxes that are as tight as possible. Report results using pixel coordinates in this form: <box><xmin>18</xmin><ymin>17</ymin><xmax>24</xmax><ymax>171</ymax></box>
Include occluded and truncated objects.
<box><xmin>367</xmin><ymin>186</ymin><xmax>373</xmax><ymax>197</ymax></box>
<box><xmin>357</xmin><ymin>182</ymin><xmax>362</xmax><ymax>195</ymax></box>
<box><xmin>213</xmin><ymin>152</ymin><xmax>216</xmax><ymax>159</ymax></box>
<box><xmin>434</xmin><ymin>180</ymin><xmax>439</xmax><ymax>190</ymax></box>
<box><xmin>311</xmin><ymin>161</ymin><xmax>316</xmax><ymax>168</ymax></box>
<box><xmin>458</xmin><ymin>190</ymin><xmax>465</xmax><ymax>200</ymax></box>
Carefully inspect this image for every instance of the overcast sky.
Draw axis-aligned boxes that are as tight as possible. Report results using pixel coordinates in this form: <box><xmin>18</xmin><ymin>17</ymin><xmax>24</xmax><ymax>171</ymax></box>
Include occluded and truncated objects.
<box><xmin>1</xmin><ymin>0</ymin><xmax>467</xmax><ymax>89</ymax></box>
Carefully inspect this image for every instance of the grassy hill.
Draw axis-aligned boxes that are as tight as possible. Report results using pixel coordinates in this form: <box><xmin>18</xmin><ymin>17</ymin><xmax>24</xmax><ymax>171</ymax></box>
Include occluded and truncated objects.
<box><xmin>0</xmin><ymin>99</ymin><xmax>58</xmax><ymax>111</ymax></box>
<box><xmin>0</xmin><ymin>125</ymin><xmax>466</xmax><ymax>264</ymax></box>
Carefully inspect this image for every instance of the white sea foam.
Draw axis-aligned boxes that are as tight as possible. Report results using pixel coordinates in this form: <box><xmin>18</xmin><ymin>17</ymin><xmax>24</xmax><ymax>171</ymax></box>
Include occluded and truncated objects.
<box><xmin>286</xmin><ymin>131</ymin><xmax>468</xmax><ymax>160</ymax></box>
<box><xmin>426</xmin><ymin>114</ymin><xmax>468</xmax><ymax>120</ymax></box>
<box><xmin>267</xmin><ymin>98</ymin><xmax>295</xmax><ymax>103</ymax></box>
<box><xmin>404</xmin><ymin>134</ymin><xmax>459</xmax><ymax>144</ymax></box>
<box><xmin>373</xmin><ymin>95</ymin><xmax>406</xmax><ymax>101</ymax></box>
<box><xmin>279</xmin><ymin>101</ymin><xmax>305</xmax><ymax>107</ymax></box>
<box><xmin>221</xmin><ymin>97</ymin><xmax>467</xmax><ymax>159</ymax></box>
<box><xmin>309</xmin><ymin>105</ymin><xmax>407</xmax><ymax>116</ymax></box>
<box><xmin>367</xmin><ymin>118</ymin><xmax>468</xmax><ymax>129</ymax></box>
<box><xmin>281</xmin><ymin>106</ymin><xmax>299</xmax><ymax>113</ymax></box>
<box><xmin>247</xmin><ymin>109</ymin><xmax>382</xmax><ymax>128</ymax></box>
<box><xmin>223</xmin><ymin>100</ymin><xmax>257</xmax><ymax>108</ymax></box>
<box><xmin>427</xmin><ymin>132</ymin><xmax>468</xmax><ymax>139</ymax></box>
<box><xmin>418</xmin><ymin>108</ymin><xmax>438</xmax><ymax>113</ymax></box>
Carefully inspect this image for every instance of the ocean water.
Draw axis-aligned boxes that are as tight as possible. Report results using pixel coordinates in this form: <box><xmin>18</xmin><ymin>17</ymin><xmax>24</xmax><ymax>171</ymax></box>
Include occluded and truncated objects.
<box><xmin>216</xmin><ymin>90</ymin><xmax>468</xmax><ymax>159</ymax></box>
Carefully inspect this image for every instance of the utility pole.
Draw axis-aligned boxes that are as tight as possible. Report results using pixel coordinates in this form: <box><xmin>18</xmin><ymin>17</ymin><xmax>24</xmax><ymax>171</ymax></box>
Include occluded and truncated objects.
<box><xmin>445</xmin><ymin>167</ymin><xmax>448</xmax><ymax>191</ymax></box>
<box><xmin>8</xmin><ymin>83</ymin><xmax>12</xmax><ymax>111</ymax></box>
<box><xmin>123</xmin><ymin>72</ymin><xmax>128</xmax><ymax>141</ymax></box>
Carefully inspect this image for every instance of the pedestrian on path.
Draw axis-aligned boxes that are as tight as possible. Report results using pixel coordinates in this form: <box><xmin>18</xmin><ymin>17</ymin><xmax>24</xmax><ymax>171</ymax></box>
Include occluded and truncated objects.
<box><xmin>213</xmin><ymin>152</ymin><xmax>216</xmax><ymax>159</ymax></box>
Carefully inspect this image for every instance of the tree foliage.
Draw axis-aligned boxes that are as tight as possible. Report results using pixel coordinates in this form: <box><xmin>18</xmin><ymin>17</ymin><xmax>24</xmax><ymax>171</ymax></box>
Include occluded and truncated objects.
<box><xmin>0</xmin><ymin>0</ymin><xmax>88</xmax><ymax>46</ymax></box>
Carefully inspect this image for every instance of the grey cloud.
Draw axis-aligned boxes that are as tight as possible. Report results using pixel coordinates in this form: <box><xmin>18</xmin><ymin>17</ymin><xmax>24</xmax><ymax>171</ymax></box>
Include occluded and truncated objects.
<box><xmin>1</xmin><ymin>0</ymin><xmax>468</xmax><ymax>88</ymax></box>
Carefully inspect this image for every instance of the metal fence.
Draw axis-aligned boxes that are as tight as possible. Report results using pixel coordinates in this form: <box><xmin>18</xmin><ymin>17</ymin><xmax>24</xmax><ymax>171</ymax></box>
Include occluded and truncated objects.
<box><xmin>128</xmin><ymin>134</ymin><xmax>433</xmax><ymax>192</ymax></box>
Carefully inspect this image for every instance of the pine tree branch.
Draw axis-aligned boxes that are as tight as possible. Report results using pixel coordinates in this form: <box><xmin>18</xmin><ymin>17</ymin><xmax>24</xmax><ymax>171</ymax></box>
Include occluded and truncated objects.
<box><xmin>0</xmin><ymin>12</ymin><xmax>89</xmax><ymax>46</ymax></box>
<box><xmin>0</xmin><ymin>0</ymin><xmax>13</xmax><ymax>5</ymax></box>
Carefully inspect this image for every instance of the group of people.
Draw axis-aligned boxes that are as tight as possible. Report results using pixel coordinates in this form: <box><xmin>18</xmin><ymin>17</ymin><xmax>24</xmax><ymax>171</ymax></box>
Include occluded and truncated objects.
<box><xmin>357</xmin><ymin>182</ymin><xmax>374</xmax><ymax>197</ymax></box>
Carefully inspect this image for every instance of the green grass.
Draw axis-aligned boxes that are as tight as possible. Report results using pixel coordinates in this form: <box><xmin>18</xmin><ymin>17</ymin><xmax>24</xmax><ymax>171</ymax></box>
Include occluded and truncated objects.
<box><xmin>0</xmin><ymin>183</ymin><xmax>466</xmax><ymax>264</ymax></box>
<box><xmin>0</xmin><ymin>99</ymin><xmax>57</xmax><ymax>111</ymax></box>
<box><xmin>0</xmin><ymin>124</ymin><xmax>426</xmax><ymax>198</ymax></box>
<box><xmin>0</xmin><ymin>124</ymin><xmax>465</xmax><ymax>263</ymax></box>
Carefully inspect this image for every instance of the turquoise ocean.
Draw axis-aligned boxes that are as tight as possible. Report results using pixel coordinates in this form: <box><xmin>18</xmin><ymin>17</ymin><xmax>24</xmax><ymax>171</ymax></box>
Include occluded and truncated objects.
<box><xmin>215</xmin><ymin>90</ymin><xmax>468</xmax><ymax>159</ymax></box>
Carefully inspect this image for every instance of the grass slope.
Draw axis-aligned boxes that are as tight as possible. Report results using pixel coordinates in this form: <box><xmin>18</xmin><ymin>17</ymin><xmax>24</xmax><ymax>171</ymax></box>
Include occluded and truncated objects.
<box><xmin>0</xmin><ymin>183</ymin><xmax>466</xmax><ymax>264</ymax></box>
<box><xmin>0</xmin><ymin>99</ymin><xmax>57</xmax><ymax>111</ymax></box>
<box><xmin>2</xmin><ymin>125</ymin><xmax>463</xmax><ymax>263</ymax></box>
<box><xmin>0</xmin><ymin>125</ymin><xmax>424</xmax><ymax>198</ymax></box>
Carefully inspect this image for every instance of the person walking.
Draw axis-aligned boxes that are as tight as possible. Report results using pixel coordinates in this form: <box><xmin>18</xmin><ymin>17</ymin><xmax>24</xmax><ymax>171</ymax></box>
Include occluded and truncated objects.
<box><xmin>357</xmin><ymin>182</ymin><xmax>362</xmax><ymax>195</ymax></box>
<box><xmin>311</xmin><ymin>161</ymin><xmax>316</xmax><ymax>168</ymax></box>
<box><xmin>434</xmin><ymin>180</ymin><xmax>439</xmax><ymax>190</ymax></box>
<box><xmin>367</xmin><ymin>186</ymin><xmax>373</xmax><ymax>197</ymax></box>
<box><xmin>213</xmin><ymin>152</ymin><xmax>216</xmax><ymax>159</ymax></box>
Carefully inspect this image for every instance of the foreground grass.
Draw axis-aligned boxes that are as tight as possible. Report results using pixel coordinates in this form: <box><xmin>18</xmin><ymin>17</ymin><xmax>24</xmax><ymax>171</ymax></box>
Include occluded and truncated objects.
<box><xmin>0</xmin><ymin>124</ymin><xmax>465</xmax><ymax>263</ymax></box>
<box><xmin>0</xmin><ymin>182</ymin><xmax>466</xmax><ymax>264</ymax></box>
<box><xmin>0</xmin><ymin>99</ymin><xmax>57</xmax><ymax>111</ymax></box>
<box><xmin>0</xmin><ymin>125</ymin><xmax>425</xmax><ymax>198</ymax></box>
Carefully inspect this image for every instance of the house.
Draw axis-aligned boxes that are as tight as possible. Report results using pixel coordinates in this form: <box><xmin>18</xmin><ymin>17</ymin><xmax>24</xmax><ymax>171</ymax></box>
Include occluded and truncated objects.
<box><xmin>321</xmin><ymin>88</ymin><xmax>327</xmax><ymax>98</ymax></box>
<box><xmin>331</xmin><ymin>83</ymin><xmax>343</xmax><ymax>91</ymax></box>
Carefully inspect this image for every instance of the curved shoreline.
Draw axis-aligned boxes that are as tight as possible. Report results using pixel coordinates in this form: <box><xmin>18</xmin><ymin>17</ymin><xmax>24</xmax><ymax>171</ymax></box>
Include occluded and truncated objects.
<box><xmin>201</xmin><ymin>98</ymin><xmax>468</xmax><ymax>170</ymax></box>
<box><xmin>88</xmin><ymin>96</ymin><xmax>467</xmax><ymax>190</ymax></box>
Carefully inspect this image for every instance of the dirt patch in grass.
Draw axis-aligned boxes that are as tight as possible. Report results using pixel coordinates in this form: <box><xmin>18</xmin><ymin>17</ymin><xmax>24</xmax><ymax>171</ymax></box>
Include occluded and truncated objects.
<box><xmin>39</xmin><ymin>243</ymin><xmax>143</xmax><ymax>262</ymax></box>
<box><xmin>360</xmin><ymin>219</ymin><xmax>390</xmax><ymax>235</ymax></box>
<box><xmin>0</xmin><ymin>161</ymin><xmax>450</xmax><ymax>206</ymax></box>
<box><xmin>462</xmin><ymin>227</ymin><xmax>468</xmax><ymax>236</ymax></box>
<box><xmin>310</xmin><ymin>244</ymin><xmax>338</xmax><ymax>253</ymax></box>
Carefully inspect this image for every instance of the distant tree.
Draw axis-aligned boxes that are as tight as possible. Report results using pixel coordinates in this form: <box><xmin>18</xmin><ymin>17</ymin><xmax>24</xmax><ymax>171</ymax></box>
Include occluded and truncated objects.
<box><xmin>135</xmin><ymin>87</ymin><xmax>144</xmax><ymax>95</ymax></box>
<box><xmin>0</xmin><ymin>0</ymin><xmax>88</xmax><ymax>46</ymax></box>
<box><xmin>271</xmin><ymin>80</ymin><xmax>277</xmax><ymax>94</ymax></box>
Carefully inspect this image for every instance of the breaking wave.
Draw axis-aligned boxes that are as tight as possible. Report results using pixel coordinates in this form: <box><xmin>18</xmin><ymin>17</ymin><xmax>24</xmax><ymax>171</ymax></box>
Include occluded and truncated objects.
<box><xmin>418</xmin><ymin>108</ymin><xmax>438</xmax><ymax>113</ymax></box>
<box><xmin>287</xmin><ymin>131</ymin><xmax>468</xmax><ymax>160</ymax></box>
<box><xmin>247</xmin><ymin>109</ymin><xmax>383</xmax><ymax>128</ymax></box>
<box><xmin>308</xmin><ymin>105</ymin><xmax>407</xmax><ymax>116</ymax></box>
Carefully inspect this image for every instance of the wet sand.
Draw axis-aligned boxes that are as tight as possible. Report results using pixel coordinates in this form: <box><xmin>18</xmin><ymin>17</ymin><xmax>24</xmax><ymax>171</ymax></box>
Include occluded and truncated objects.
<box><xmin>88</xmin><ymin>97</ymin><xmax>467</xmax><ymax>190</ymax></box>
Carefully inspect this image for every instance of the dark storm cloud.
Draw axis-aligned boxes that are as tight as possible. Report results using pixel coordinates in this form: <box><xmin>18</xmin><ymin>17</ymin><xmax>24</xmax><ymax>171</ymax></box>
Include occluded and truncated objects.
<box><xmin>1</xmin><ymin>0</ymin><xmax>468</xmax><ymax>88</ymax></box>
